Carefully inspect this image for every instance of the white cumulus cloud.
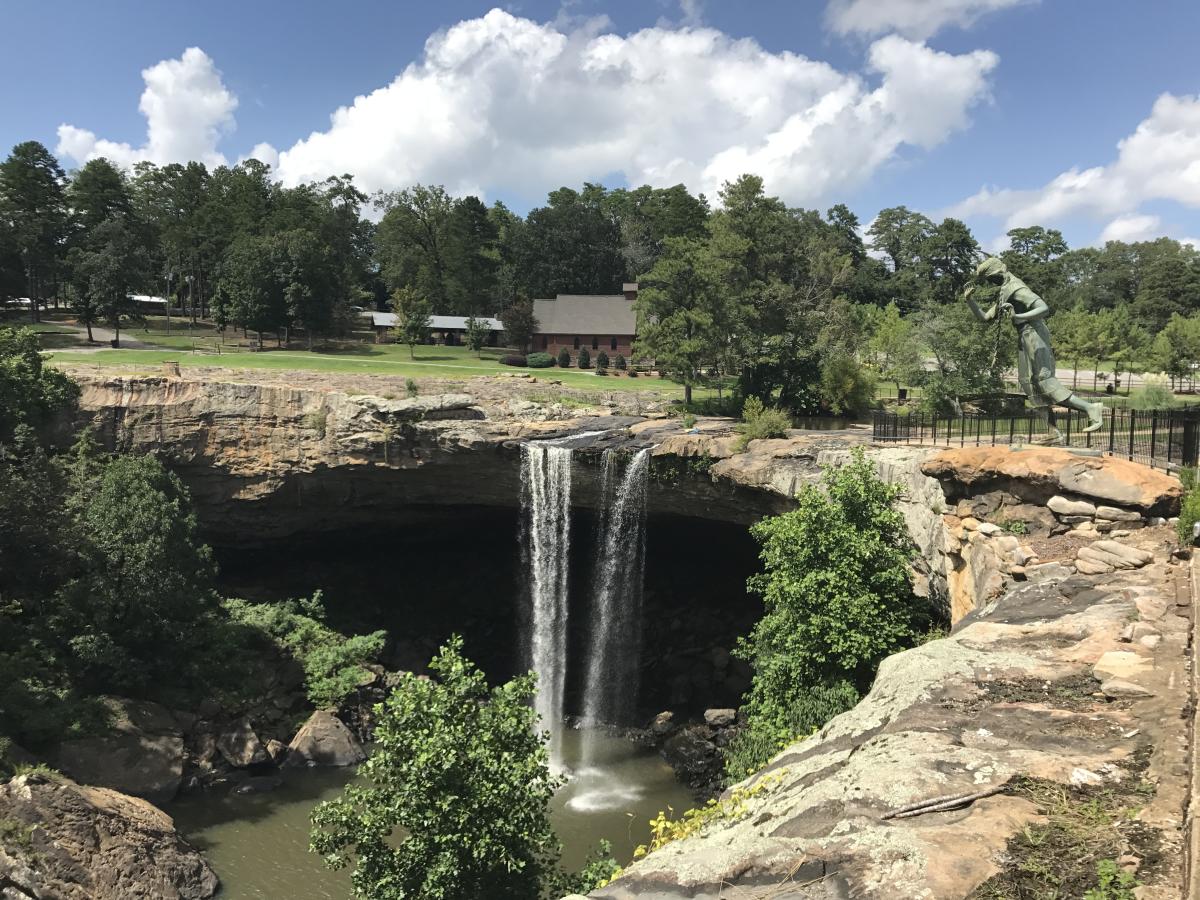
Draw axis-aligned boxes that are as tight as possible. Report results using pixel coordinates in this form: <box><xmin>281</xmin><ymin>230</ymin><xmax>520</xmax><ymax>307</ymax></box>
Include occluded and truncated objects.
<box><xmin>57</xmin><ymin>47</ymin><xmax>236</xmax><ymax>169</ymax></box>
<box><xmin>947</xmin><ymin>93</ymin><xmax>1200</xmax><ymax>243</ymax></box>
<box><xmin>825</xmin><ymin>0</ymin><xmax>1035</xmax><ymax>40</ymax></box>
<box><xmin>267</xmin><ymin>8</ymin><xmax>996</xmax><ymax>206</ymax></box>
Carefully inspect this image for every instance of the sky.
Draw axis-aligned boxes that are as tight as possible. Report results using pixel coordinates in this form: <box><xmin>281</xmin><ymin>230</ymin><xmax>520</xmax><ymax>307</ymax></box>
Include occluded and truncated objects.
<box><xmin>2</xmin><ymin>0</ymin><xmax>1199</xmax><ymax>250</ymax></box>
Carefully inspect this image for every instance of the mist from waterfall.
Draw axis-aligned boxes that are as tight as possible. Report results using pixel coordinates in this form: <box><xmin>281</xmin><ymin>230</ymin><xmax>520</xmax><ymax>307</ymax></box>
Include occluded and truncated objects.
<box><xmin>519</xmin><ymin>442</ymin><xmax>573</xmax><ymax>767</ymax></box>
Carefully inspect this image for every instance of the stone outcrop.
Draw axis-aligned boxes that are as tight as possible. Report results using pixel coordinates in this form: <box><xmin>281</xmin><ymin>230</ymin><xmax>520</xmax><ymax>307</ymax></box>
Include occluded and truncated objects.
<box><xmin>0</xmin><ymin>773</ymin><xmax>218</xmax><ymax>899</ymax></box>
<box><xmin>52</xmin><ymin>697</ymin><xmax>183</xmax><ymax>805</ymax></box>
<box><xmin>921</xmin><ymin>446</ymin><xmax>1182</xmax><ymax>515</ymax></box>
<box><xmin>286</xmin><ymin>710</ymin><xmax>366</xmax><ymax>766</ymax></box>
<box><xmin>589</xmin><ymin>526</ymin><xmax>1190</xmax><ymax>899</ymax></box>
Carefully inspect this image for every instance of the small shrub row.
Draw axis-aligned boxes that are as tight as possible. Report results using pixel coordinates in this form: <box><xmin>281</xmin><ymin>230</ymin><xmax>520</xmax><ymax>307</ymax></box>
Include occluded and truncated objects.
<box><xmin>527</xmin><ymin>352</ymin><xmax>555</xmax><ymax>368</ymax></box>
<box><xmin>500</xmin><ymin>354</ymin><xmax>527</xmax><ymax>367</ymax></box>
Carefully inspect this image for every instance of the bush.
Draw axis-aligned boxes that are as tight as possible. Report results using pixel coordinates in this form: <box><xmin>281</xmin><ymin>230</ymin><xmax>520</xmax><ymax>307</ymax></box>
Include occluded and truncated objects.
<box><xmin>819</xmin><ymin>354</ymin><xmax>876</xmax><ymax>416</ymax></box>
<box><xmin>405</xmin><ymin>378</ymin><xmax>419</xmax><ymax>398</ymax></box>
<box><xmin>500</xmin><ymin>354</ymin><xmax>527</xmax><ymax>367</ymax></box>
<box><xmin>727</xmin><ymin>448</ymin><xmax>928</xmax><ymax>777</ymax></box>
<box><xmin>614</xmin><ymin>354</ymin><xmax>627</xmax><ymax>371</ymax></box>
<box><xmin>1178</xmin><ymin>467</ymin><xmax>1200</xmax><ymax>545</ymax></box>
<box><xmin>596</xmin><ymin>350</ymin><xmax>609</xmax><ymax>370</ymax></box>
<box><xmin>527</xmin><ymin>352</ymin><xmax>554</xmax><ymax>369</ymax></box>
<box><xmin>578</xmin><ymin>347</ymin><xmax>591</xmax><ymax>369</ymax></box>
<box><xmin>557</xmin><ymin>348</ymin><xmax>572</xmax><ymax>368</ymax></box>
<box><xmin>627</xmin><ymin>368</ymin><xmax>638</xmax><ymax>378</ymax></box>
<box><xmin>1129</xmin><ymin>372</ymin><xmax>1176</xmax><ymax>410</ymax></box>
<box><xmin>223</xmin><ymin>593</ymin><xmax>386</xmax><ymax>709</ymax></box>
<box><xmin>734</xmin><ymin>396</ymin><xmax>792</xmax><ymax>450</ymax></box>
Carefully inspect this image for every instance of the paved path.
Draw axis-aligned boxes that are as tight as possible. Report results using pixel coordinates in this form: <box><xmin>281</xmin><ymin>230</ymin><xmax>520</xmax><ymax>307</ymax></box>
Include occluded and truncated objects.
<box><xmin>46</xmin><ymin>321</ymin><xmax>157</xmax><ymax>351</ymax></box>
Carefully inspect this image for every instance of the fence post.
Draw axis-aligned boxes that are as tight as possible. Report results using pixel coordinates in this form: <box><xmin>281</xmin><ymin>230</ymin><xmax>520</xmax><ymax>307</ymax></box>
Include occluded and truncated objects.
<box><xmin>1107</xmin><ymin>405</ymin><xmax>1117</xmax><ymax>454</ymax></box>
<box><xmin>1184</xmin><ymin>416</ymin><xmax>1200</xmax><ymax>469</ymax></box>
<box><xmin>1127</xmin><ymin>409</ymin><xmax>1135</xmax><ymax>462</ymax></box>
<box><xmin>1150</xmin><ymin>411</ymin><xmax>1158</xmax><ymax>466</ymax></box>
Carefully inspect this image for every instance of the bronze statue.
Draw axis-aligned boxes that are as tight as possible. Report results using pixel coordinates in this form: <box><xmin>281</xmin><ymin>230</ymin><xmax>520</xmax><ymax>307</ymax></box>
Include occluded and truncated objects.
<box><xmin>962</xmin><ymin>257</ymin><xmax>1104</xmax><ymax>437</ymax></box>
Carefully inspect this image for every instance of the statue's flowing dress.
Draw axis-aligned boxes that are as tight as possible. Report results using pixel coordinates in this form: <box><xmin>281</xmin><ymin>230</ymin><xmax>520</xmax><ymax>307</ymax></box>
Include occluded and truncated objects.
<box><xmin>999</xmin><ymin>277</ymin><xmax>1072</xmax><ymax>408</ymax></box>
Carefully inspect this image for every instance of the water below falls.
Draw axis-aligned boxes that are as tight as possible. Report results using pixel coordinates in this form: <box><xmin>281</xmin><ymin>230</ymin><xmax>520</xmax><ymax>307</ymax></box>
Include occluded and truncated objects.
<box><xmin>169</xmin><ymin>729</ymin><xmax>692</xmax><ymax>899</ymax></box>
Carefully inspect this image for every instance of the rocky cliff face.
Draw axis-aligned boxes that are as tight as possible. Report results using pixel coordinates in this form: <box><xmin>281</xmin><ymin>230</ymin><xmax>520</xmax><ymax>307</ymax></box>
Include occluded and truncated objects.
<box><xmin>586</xmin><ymin>448</ymin><xmax>1190</xmax><ymax>900</ymax></box>
<box><xmin>0</xmin><ymin>773</ymin><xmax>218</xmax><ymax>899</ymax></box>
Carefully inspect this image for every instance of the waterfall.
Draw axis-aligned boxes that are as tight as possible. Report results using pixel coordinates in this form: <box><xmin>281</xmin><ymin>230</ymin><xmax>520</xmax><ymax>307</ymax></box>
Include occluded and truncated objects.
<box><xmin>519</xmin><ymin>443</ymin><xmax>573</xmax><ymax>766</ymax></box>
<box><xmin>581</xmin><ymin>448</ymin><xmax>650</xmax><ymax>734</ymax></box>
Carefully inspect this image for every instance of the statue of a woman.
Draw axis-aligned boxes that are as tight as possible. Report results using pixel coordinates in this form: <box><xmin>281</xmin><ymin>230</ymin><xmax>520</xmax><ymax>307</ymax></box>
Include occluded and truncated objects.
<box><xmin>962</xmin><ymin>257</ymin><xmax>1104</xmax><ymax>436</ymax></box>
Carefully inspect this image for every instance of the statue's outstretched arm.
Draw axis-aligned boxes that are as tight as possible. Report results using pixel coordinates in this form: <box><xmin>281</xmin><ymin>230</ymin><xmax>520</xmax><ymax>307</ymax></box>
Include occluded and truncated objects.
<box><xmin>962</xmin><ymin>285</ymin><xmax>997</xmax><ymax>323</ymax></box>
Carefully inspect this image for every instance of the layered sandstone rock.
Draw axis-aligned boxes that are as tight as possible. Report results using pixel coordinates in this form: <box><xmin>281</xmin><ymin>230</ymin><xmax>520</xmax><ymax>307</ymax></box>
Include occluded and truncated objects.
<box><xmin>0</xmin><ymin>774</ymin><xmax>218</xmax><ymax>899</ymax></box>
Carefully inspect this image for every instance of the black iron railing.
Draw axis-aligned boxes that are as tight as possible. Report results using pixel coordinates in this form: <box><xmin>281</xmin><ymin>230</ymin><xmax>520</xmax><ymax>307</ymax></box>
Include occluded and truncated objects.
<box><xmin>873</xmin><ymin>406</ymin><xmax>1200</xmax><ymax>471</ymax></box>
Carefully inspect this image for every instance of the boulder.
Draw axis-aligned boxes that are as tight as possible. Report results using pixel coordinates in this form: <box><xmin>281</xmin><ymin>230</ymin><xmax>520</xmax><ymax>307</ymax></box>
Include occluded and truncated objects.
<box><xmin>0</xmin><ymin>773</ymin><xmax>218</xmax><ymax>899</ymax></box>
<box><xmin>649</xmin><ymin>711</ymin><xmax>677</xmax><ymax>736</ymax></box>
<box><xmin>265</xmin><ymin>738</ymin><xmax>289</xmax><ymax>764</ymax></box>
<box><xmin>921</xmin><ymin>447</ymin><xmax>1182</xmax><ymax>515</ymax></box>
<box><xmin>286</xmin><ymin>710</ymin><xmax>365</xmax><ymax>767</ymax></box>
<box><xmin>54</xmin><ymin>697</ymin><xmax>183</xmax><ymax>805</ymax></box>
<box><xmin>1101</xmin><ymin>679</ymin><xmax>1154</xmax><ymax>699</ymax></box>
<box><xmin>703</xmin><ymin>708</ymin><xmax>737</xmax><ymax>728</ymax></box>
<box><xmin>1047</xmin><ymin>495</ymin><xmax>1097</xmax><ymax>517</ymax></box>
<box><xmin>216</xmin><ymin>717</ymin><xmax>269</xmax><ymax>768</ymax></box>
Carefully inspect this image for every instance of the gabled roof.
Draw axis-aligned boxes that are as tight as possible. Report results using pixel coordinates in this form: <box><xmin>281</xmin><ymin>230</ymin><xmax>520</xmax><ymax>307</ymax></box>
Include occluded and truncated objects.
<box><xmin>532</xmin><ymin>295</ymin><xmax>636</xmax><ymax>335</ymax></box>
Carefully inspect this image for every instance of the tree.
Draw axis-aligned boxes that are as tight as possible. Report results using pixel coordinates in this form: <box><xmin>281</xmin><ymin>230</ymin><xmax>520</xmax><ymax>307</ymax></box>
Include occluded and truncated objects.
<box><xmin>500</xmin><ymin>295</ymin><xmax>537</xmax><ymax>352</ymax></box>
<box><xmin>217</xmin><ymin>235</ymin><xmax>286</xmax><ymax>348</ymax></box>
<box><xmin>635</xmin><ymin>236</ymin><xmax>733</xmax><ymax>405</ymax></box>
<box><xmin>311</xmin><ymin>635</ymin><xmax>564</xmax><ymax>900</ymax></box>
<box><xmin>464</xmin><ymin>315</ymin><xmax>489</xmax><ymax>357</ymax></box>
<box><xmin>866</xmin><ymin>302</ymin><xmax>923</xmax><ymax>393</ymax></box>
<box><xmin>59</xmin><ymin>454</ymin><xmax>219</xmax><ymax>691</ymax></box>
<box><xmin>70</xmin><ymin>217</ymin><xmax>148</xmax><ymax>346</ymax></box>
<box><xmin>867</xmin><ymin>206</ymin><xmax>933</xmax><ymax>275</ymax></box>
<box><xmin>67</xmin><ymin>158</ymin><xmax>133</xmax><ymax>234</ymax></box>
<box><xmin>390</xmin><ymin>286</ymin><xmax>432</xmax><ymax>359</ymax></box>
<box><xmin>0</xmin><ymin>325</ymin><xmax>78</xmax><ymax>443</ymax></box>
<box><xmin>444</xmin><ymin>196</ymin><xmax>500</xmax><ymax>314</ymax></box>
<box><xmin>0</xmin><ymin>142</ymin><xmax>69</xmax><ymax>321</ymax></box>
<box><xmin>1000</xmin><ymin>226</ymin><xmax>1068</xmax><ymax>299</ymax></box>
<box><xmin>375</xmin><ymin>185</ymin><xmax>454</xmax><ymax>310</ymax></box>
<box><xmin>511</xmin><ymin>185</ymin><xmax>627</xmax><ymax>297</ymax></box>
<box><xmin>727</xmin><ymin>449</ymin><xmax>925</xmax><ymax>776</ymax></box>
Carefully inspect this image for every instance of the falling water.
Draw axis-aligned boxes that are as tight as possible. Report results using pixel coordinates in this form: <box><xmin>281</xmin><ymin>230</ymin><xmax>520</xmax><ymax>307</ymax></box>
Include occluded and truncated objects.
<box><xmin>520</xmin><ymin>442</ymin><xmax>573</xmax><ymax>766</ymax></box>
<box><xmin>581</xmin><ymin>448</ymin><xmax>651</xmax><ymax>738</ymax></box>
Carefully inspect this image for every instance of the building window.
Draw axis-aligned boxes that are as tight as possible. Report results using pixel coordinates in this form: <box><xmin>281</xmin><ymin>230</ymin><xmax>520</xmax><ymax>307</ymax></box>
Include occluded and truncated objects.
<box><xmin>592</xmin><ymin>336</ymin><xmax>599</xmax><ymax>350</ymax></box>
<box><xmin>541</xmin><ymin>335</ymin><xmax>548</xmax><ymax>350</ymax></box>
<box><xmin>610</xmin><ymin>336</ymin><xmax>617</xmax><ymax>350</ymax></box>
<box><xmin>573</xmin><ymin>336</ymin><xmax>580</xmax><ymax>350</ymax></box>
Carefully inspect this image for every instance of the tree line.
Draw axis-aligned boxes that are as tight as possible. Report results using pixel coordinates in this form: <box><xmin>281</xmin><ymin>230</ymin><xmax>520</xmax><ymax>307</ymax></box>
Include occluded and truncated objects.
<box><xmin>3</xmin><ymin>139</ymin><xmax>1199</xmax><ymax>409</ymax></box>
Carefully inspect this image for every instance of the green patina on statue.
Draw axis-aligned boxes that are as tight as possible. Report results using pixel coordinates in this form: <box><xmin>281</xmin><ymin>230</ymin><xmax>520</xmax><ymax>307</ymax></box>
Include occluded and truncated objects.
<box><xmin>962</xmin><ymin>257</ymin><xmax>1105</xmax><ymax>439</ymax></box>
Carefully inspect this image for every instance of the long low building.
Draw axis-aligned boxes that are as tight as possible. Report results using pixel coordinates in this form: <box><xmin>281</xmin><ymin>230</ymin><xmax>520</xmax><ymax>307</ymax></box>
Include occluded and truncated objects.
<box><xmin>532</xmin><ymin>283</ymin><xmax>638</xmax><ymax>361</ymax></box>
<box><xmin>366</xmin><ymin>312</ymin><xmax>503</xmax><ymax>345</ymax></box>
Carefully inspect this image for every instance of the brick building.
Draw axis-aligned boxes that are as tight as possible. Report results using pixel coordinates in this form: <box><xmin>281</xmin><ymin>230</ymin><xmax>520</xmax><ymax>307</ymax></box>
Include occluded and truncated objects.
<box><xmin>532</xmin><ymin>283</ymin><xmax>638</xmax><ymax>362</ymax></box>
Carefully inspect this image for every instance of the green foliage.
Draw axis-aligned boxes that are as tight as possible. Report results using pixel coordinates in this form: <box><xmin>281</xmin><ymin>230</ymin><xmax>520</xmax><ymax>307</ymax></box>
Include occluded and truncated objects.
<box><xmin>311</xmin><ymin>635</ymin><xmax>564</xmax><ymax>900</ymax></box>
<box><xmin>1177</xmin><ymin>467</ymin><xmax>1200</xmax><ymax>545</ymax></box>
<box><xmin>596</xmin><ymin>349</ymin><xmax>609</xmax><ymax>370</ymax></box>
<box><xmin>526</xmin><ymin>351</ymin><xmax>554</xmax><ymax>368</ymax></box>
<box><xmin>303</xmin><ymin>407</ymin><xmax>329</xmax><ymax>438</ymax></box>
<box><xmin>463</xmin><ymin>316</ymin><xmax>490</xmax><ymax>356</ymax></box>
<box><xmin>405</xmin><ymin>378</ymin><xmax>419</xmax><ymax>398</ymax></box>
<box><xmin>1128</xmin><ymin>372</ymin><xmax>1176</xmax><ymax>410</ymax></box>
<box><xmin>549</xmin><ymin>841</ymin><xmax>622</xmax><ymax>895</ymax></box>
<box><xmin>224</xmin><ymin>593</ymin><xmax>386</xmax><ymax>709</ymax></box>
<box><xmin>633</xmin><ymin>772</ymin><xmax>787</xmax><ymax>861</ymax></box>
<box><xmin>614</xmin><ymin>353</ymin><xmax>627</xmax><ymax>370</ymax></box>
<box><xmin>0</xmin><ymin>818</ymin><xmax>35</xmax><ymax>855</ymax></box>
<box><xmin>729</xmin><ymin>449</ymin><xmax>926</xmax><ymax>775</ymax></box>
<box><xmin>577</xmin><ymin>346</ymin><xmax>591</xmax><ymax>369</ymax></box>
<box><xmin>0</xmin><ymin>326</ymin><xmax>79</xmax><ymax>441</ymax></box>
<box><xmin>681</xmin><ymin>413</ymin><xmax>697</xmax><ymax>429</ymax></box>
<box><xmin>1082</xmin><ymin>859</ymin><xmax>1139</xmax><ymax>900</ymax></box>
<box><xmin>557</xmin><ymin>347</ymin><xmax>571</xmax><ymax>368</ymax></box>
<box><xmin>390</xmin><ymin>286</ymin><xmax>433</xmax><ymax>359</ymax></box>
<box><xmin>499</xmin><ymin>296</ymin><xmax>538</xmax><ymax>352</ymax></box>
<box><xmin>734</xmin><ymin>396</ymin><xmax>792</xmax><ymax>450</ymax></box>
<box><xmin>819</xmin><ymin>353</ymin><xmax>875</xmax><ymax>415</ymax></box>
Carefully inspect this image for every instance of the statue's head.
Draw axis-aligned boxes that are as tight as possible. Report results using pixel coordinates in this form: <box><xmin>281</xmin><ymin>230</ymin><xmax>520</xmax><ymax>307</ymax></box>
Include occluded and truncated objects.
<box><xmin>975</xmin><ymin>257</ymin><xmax>1008</xmax><ymax>285</ymax></box>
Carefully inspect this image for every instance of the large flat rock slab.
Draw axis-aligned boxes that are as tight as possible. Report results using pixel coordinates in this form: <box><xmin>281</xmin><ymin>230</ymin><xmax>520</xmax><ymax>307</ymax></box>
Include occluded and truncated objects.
<box><xmin>920</xmin><ymin>447</ymin><xmax>1181</xmax><ymax>514</ymax></box>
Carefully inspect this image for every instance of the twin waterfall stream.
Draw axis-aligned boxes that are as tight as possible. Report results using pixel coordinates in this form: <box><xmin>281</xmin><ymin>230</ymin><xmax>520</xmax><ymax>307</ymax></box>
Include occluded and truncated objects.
<box><xmin>519</xmin><ymin>441</ymin><xmax>651</xmax><ymax>773</ymax></box>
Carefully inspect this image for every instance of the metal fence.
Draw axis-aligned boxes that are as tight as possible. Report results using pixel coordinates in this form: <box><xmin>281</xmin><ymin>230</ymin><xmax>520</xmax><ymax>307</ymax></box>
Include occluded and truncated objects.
<box><xmin>873</xmin><ymin>406</ymin><xmax>1200</xmax><ymax>471</ymax></box>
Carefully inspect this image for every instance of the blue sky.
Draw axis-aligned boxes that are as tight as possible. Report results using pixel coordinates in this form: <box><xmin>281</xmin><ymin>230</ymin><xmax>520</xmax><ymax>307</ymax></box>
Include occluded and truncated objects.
<box><xmin>2</xmin><ymin>0</ymin><xmax>1198</xmax><ymax>249</ymax></box>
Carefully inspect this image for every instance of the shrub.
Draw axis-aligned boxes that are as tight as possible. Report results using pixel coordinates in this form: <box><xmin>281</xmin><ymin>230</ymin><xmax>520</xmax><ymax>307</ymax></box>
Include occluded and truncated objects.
<box><xmin>578</xmin><ymin>347</ymin><xmax>591</xmax><ymax>369</ymax></box>
<box><xmin>819</xmin><ymin>354</ymin><xmax>876</xmax><ymax>416</ymax></box>
<box><xmin>1178</xmin><ymin>467</ymin><xmax>1200</xmax><ymax>545</ymax></box>
<box><xmin>682</xmin><ymin>413</ymin><xmax>697</xmax><ymax>429</ymax></box>
<box><xmin>311</xmin><ymin>636</ymin><xmax>566</xmax><ymax>899</ymax></box>
<box><xmin>500</xmin><ymin>354</ymin><xmax>527</xmax><ymax>367</ymax></box>
<box><xmin>527</xmin><ymin>352</ymin><xmax>554</xmax><ymax>369</ymax></box>
<box><xmin>596</xmin><ymin>350</ymin><xmax>609</xmax><ymax>370</ymax></box>
<box><xmin>1129</xmin><ymin>372</ymin><xmax>1176</xmax><ymax>410</ymax></box>
<box><xmin>728</xmin><ymin>448</ymin><xmax>928</xmax><ymax>776</ymax></box>
<box><xmin>405</xmin><ymin>378</ymin><xmax>419</xmax><ymax>398</ymax></box>
<box><xmin>614</xmin><ymin>354</ymin><xmax>627</xmax><ymax>371</ymax></box>
<box><xmin>734</xmin><ymin>396</ymin><xmax>792</xmax><ymax>450</ymax></box>
<box><xmin>627</xmin><ymin>368</ymin><xmax>638</xmax><ymax>378</ymax></box>
<box><xmin>557</xmin><ymin>348</ymin><xmax>572</xmax><ymax>368</ymax></box>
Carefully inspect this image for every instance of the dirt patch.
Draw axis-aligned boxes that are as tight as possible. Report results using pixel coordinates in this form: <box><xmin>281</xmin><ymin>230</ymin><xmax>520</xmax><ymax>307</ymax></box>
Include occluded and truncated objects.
<box><xmin>943</xmin><ymin>674</ymin><xmax>1103</xmax><ymax>716</ymax></box>
<box><xmin>970</xmin><ymin>744</ymin><xmax>1160</xmax><ymax>899</ymax></box>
